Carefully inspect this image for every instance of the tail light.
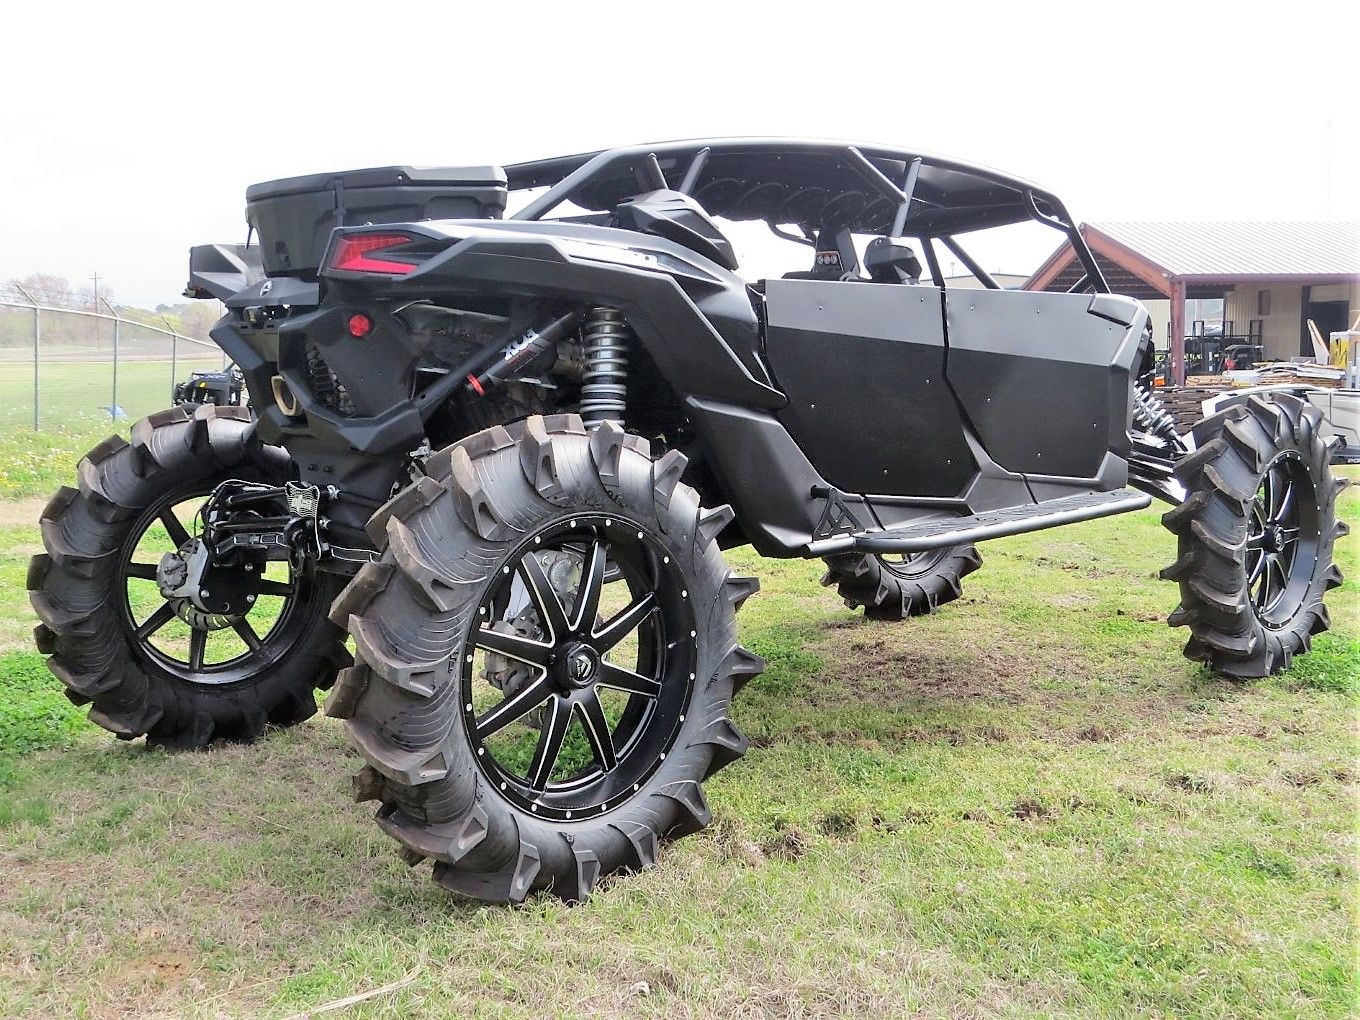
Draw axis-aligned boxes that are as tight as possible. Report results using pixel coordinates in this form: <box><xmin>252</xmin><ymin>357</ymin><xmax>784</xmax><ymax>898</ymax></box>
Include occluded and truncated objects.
<box><xmin>328</xmin><ymin>232</ymin><xmax>420</xmax><ymax>275</ymax></box>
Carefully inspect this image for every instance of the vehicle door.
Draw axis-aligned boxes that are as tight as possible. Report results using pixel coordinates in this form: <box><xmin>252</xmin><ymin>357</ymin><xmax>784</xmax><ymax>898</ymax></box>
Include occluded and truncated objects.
<box><xmin>762</xmin><ymin>278</ymin><xmax>976</xmax><ymax>498</ymax></box>
<box><xmin>942</xmin><ymin>288</ymin><xmax>1146</xmax><ymax>482</ymax></box>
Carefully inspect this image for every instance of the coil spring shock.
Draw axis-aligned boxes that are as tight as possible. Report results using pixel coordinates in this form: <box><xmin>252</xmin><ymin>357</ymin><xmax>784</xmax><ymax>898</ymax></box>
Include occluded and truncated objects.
<box><xmin>579</xmin><ymin>306</ymin><xmax>630</xmax><ymax>426</ymax></box>
<box><xmin>1132</xmin><ymin>379</ymin><xmax>1180</xmax><ymax>443</ymax></box>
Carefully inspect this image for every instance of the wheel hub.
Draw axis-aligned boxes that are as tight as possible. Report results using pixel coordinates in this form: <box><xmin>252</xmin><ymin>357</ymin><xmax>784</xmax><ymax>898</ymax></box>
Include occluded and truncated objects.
<box><xmin>1261</xmin><ymin>525</ymin><xmax>1285</xmax><ymax>553</ymax></box>
<box><xmin>558</xmin><ymin>642</ymin><xmax>600</xmax><ymax>689</ymax></box>
<box><xmin>156</xmin><ymin>540</ymin><xmax>205</xmax><ymax>600</ymax></box>
<box><xmin>155</xmin><ymin>539</ymin><xmax>265</xmax><ymax>616</ymax></box>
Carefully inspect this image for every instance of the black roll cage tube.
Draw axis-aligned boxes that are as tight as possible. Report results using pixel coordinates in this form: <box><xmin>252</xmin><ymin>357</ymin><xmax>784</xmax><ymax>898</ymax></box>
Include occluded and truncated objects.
<box><xmin>508</xmin><ymin>140</ymin><xmax>1108</xmax><ymax>294</ymax></box>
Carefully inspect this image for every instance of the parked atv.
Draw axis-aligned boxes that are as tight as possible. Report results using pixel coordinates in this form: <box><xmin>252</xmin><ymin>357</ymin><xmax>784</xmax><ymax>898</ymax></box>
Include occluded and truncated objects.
<box><xmin>30</xmin><ymin>139</ymin><xmax>1347</xmax><ymax>903</ymax></box>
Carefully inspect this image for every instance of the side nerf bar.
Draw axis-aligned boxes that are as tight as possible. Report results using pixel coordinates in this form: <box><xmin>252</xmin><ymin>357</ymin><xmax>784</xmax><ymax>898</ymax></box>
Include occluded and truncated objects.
<box><xmin>808</xmin><ymin>489</ymin><xmax>1151</xmax><ymax>556</ymax></box>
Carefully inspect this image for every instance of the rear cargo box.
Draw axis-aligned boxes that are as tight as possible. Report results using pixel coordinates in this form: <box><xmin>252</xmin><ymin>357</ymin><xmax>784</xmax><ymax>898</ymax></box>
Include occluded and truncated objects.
<box><xmin>246</xmin><ymin>165</ymin><xmax>508</xmax><ymax>278</ymax></box>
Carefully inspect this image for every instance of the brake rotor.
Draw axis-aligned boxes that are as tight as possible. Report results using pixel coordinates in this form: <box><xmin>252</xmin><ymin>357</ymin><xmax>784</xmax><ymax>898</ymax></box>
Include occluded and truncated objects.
<box><xmin>482</xmin><ymin>549</ymin><xmax>593</xmax><ymax>728</ymax></box>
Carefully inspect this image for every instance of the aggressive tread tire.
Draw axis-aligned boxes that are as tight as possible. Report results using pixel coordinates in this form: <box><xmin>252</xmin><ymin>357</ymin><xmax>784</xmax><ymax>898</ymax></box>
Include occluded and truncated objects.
<box><xmin>328</xmin><ymin>414</ymin><xmax>763</xmax><ymax>904</ymax></box>
<box><xmin>28</xmin><ymin>405</ymin><xmax>351</xmax><ymax>748</ymax></box>
<box><xmin>1162</xmin><ymin>392</ymin><xmax>1345</xmax><ymax>677</ymax></box>
<box><xmin>821</xmin><ymin>545</ymin><xmax>982</xmax><ymax>619</ymax></box>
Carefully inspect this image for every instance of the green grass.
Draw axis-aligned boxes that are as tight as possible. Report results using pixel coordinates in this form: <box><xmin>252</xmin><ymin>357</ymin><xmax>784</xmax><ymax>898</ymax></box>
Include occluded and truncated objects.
<box><xmin>0</xmin><ymin>355</ymin><xmax>227</xmax><ymax>500</ymax></box>
<box><xmin>0</xmin><ymin>462</ymin><xmax>1354</xmax><ymax>1017</ymax></box>
<box><xmin>0</xmin><ymin>356</ymin><xmax>226</xmax><ymax>431</ymax></box>
<box><xmin>0</xmin><ymin>424</ymin><xmax>125</xmax><ymax>500</ymax></box>
<box><xmin>0</xmin><ymin>652</ymin><xmax>87</xmax><ymax>798</ymax></box>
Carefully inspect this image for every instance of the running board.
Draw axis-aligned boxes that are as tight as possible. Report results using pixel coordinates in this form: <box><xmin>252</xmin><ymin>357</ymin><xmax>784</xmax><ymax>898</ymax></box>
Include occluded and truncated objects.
<box><xmin>814</xmin><ymin>489</ymin><xmax>1152</xmax><ymax>555</ymax></box>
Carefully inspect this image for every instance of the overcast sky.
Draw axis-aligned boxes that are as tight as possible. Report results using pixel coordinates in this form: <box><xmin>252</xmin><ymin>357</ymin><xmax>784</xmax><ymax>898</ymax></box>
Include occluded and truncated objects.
<box><xmin>2</xmin><ymin>0</ymin><xmax>1356</xmax><ymax>305</ymax></box>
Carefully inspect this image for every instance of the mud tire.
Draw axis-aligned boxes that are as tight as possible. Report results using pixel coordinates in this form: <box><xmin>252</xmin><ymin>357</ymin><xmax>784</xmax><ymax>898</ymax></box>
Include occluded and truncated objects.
<box><xmin>821</xmin><ymin>545</ymin><xmax>982</xmax><ymax>619</ymax></box>
<box><xmin>1161</xmin><ymin>392</ymin><xmax>1346</xmax><ymax>677</ymax></box>
<box><xmin>326</xmin><ymin>415</ymin><xmax>763</xmax><ymax>903</ymax></box>
<box><xmin>28</xmin><ymin>405</ymin><xmax>350</xmax><ymax>748</ymax></box>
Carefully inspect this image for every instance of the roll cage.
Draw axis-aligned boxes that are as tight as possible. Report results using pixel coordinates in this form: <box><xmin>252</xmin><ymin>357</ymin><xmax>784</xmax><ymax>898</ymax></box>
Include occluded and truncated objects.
<box><xmin>504</xmin><ymin>138</ymin><xmax>1109</xmax><ymax>293</ymax></box>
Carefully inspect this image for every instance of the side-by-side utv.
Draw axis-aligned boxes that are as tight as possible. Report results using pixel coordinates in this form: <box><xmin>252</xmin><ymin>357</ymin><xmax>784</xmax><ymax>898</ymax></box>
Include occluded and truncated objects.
<box><xmin>30</xmin><ymin>138</ymin><xmax>1347</xmax><ymax>903</ymax></box>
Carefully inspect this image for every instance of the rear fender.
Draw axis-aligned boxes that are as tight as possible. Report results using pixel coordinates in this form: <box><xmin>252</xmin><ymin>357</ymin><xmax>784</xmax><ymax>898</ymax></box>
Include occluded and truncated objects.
<box><xmin>378</xmin><ymin>227</ymin><xmax>784</xmax><ymax>410</ymax></box>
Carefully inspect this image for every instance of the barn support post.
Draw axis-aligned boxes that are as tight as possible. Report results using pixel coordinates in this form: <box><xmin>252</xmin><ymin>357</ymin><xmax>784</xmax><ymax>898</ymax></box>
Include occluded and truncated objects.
<box><xmin>1170</xmin><ymin>278</ymin><xmax>1187</xmax><ymax>385</ymax></box>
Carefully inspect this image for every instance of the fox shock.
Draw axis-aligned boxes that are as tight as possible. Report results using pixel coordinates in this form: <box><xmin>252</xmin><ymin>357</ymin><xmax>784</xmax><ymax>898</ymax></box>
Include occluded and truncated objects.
<box><xmin>579</xmin><ymin>306</ymin><xmax>630</xmax><ymax>426</ymax></box>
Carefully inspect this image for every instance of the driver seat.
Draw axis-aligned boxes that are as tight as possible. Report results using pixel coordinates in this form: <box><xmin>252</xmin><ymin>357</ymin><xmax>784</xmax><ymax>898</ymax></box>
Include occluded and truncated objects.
<box><xmin>863</xmin><ymin>236</ymin><xmax>923</xmax><ymax>284</ymax></box>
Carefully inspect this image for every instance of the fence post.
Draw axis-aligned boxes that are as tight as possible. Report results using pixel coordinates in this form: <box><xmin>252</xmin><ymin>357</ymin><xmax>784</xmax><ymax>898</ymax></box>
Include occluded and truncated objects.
<box><xmin>33</xmin><ymin>305</ymin><xmax>40</xmax><ymax>431</ymax></box>
<box><xmin>112</xmin><ymin>314</ymin><xmax>120</xmax><ymax>420</ymax></box>
<box><xmin>170</xmin><ymin>332</ymin><xmax>178</xmax><ymax>404</ymax></box>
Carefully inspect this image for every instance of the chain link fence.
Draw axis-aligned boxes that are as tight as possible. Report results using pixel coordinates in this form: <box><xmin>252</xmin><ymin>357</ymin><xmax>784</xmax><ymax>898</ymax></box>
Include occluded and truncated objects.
<box><xmin>0</xmin><ymin>296</ymin><xmax>225</xmax><ymax>431</ymax></box>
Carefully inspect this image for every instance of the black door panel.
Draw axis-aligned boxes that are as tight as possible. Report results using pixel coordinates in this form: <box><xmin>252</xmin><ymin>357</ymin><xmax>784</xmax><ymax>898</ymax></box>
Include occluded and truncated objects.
<box><xmin>944</xmin><ymin>289</ymin><xmax>1141</xmax><ymax>480</ymax></box>
<box><xmin>763</xmin><ymin>280</ymin><xmax>976</xmax><ymax>497</ymax></box>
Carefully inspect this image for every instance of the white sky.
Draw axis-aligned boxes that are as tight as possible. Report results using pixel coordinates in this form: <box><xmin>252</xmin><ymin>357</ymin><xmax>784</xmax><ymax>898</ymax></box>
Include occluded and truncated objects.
<box><xmin>2</xmin><ymin>0</ymin><xmax>1356</xmax><ymax>305</ymax></box>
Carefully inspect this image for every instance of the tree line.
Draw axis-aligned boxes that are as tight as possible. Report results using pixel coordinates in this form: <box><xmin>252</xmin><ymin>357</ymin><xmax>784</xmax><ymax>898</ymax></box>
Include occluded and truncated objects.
<box><xmin>1</xmin><ymin>272</ymin><xmax>220</xmax><ymax>348</ymax></box>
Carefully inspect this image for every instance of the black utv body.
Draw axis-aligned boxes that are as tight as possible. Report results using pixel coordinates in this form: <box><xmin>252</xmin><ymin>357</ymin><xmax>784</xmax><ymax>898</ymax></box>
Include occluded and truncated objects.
<box><xmin>31</xmin><ymin>139</ymin><xmax>1347</xmax><ymax>904</ymax></box>
<box><xmin>172</xmin><ymin>365</ymin><xmax>246</xmax><ymax>408</ymax></box>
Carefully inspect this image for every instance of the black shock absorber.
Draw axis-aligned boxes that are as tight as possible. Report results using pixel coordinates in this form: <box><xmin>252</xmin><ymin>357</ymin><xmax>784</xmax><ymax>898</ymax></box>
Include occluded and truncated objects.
<box><xmin>579</xmin><ymin>306</ymin><xmax>630</xmax><ymax>426</ymax></box>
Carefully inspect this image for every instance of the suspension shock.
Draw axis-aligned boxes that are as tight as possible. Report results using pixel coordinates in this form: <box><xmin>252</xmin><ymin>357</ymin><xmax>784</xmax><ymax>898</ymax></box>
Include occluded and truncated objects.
<box><xmin>1132</xmin><ymin>379</ymin><xmax>1181</xmax><ymax>443</ymax></box>
<box><xmin>579</xmin><ymin>306</ymin><xmax>630</xmax><ymax>426</ymax></box>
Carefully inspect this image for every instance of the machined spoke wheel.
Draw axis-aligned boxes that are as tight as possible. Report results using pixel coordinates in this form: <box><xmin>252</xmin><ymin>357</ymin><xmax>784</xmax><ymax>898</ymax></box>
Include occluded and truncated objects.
<box><xmin>463</xmin><ymin>516</ymin><xmax>690</xmax><ymax>814</ymax></box>
<box><xmin>327</xmin><ymin>416</ymin><xmax>764</xmax><ymax>904</ymax></box>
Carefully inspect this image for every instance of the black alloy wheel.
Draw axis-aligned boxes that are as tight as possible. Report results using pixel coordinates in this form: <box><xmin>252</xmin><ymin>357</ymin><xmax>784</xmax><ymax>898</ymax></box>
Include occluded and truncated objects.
<box><xmin>118</xmin><ymin>482</ymin><xmax>315</xmax><ymax>686</ymax></box>
<box><xmin>463</xmin><ymin>516</ymin><xmax>695</xmax><ymax>820</ymax></box>
<box><xmin>1244</xmin><ymin>454</ymin><xmax>1317</xmax><ymax>628</ymax></box>
<box><xmin>327</xmin><ymin>415</ymin><xmax>763</xmax><ymax>903</ymax></box>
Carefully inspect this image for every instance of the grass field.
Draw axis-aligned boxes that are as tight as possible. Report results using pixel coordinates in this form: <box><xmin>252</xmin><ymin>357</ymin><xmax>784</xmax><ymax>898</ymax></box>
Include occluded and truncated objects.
<box><xmin>0</xmin><ymin>356</ymin><xmax>225</xmax><ymax>433</ymax></box>
<box><xmin>0</xmin><ymin>433</ymin><xmax>1354</xmax><ymax>1017</ymax></box>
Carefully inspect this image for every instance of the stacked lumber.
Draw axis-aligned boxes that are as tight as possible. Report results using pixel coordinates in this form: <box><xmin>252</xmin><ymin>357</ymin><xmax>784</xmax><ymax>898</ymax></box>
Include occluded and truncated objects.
<box><xmin>1257</xmin><ymin>363</ymin><xmax>1346</xmax><ymax>388</ymax></box>
<box><xmin>1158</xmin><ymin>386</ymin><xmax>1228</xmax><ymax>433</ymax></box>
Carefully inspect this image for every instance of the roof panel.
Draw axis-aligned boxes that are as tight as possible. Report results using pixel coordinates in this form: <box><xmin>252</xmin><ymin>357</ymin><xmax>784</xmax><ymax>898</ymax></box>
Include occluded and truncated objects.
<box><xmin>1092</xmin><ymin>221</ymin><xmax>1359</xmax><ymax>278</ymax></box>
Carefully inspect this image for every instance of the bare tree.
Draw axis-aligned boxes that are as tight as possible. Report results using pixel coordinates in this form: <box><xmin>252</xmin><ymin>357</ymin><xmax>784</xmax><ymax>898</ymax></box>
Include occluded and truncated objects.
<box><xmin>6</xmin><ymin>272</ymin><xmax>76</xmax><ymax>307</ymax></box>
<box><xmin>178</xmin><ymin>301</ymin><xmax>221</xmax><ymax>341</ymax></box>
<box><xmin>75</xmin><ymin>281</ymin><xmax>115</xmax><ymax>312</ymax></box>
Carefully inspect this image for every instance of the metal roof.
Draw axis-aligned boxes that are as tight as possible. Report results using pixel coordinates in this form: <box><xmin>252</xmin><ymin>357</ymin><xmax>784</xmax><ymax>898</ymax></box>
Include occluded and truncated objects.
<box><xmin>1091</xmin><ymin>221</ymin><xmax>1359</xmax><ymax>278</ymax></box>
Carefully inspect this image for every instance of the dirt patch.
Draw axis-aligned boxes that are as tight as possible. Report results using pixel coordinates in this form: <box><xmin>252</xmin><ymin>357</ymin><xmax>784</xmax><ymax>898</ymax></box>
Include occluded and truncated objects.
<box><xmin>1281</xmin><ymin>769</ymin><xmax>1321</xmax><ymax>788</ymax></box>
<box><xmin>1165</xmin><ymin>773</ymin><xmax>1215</xmax><ymax>793</ymax></box>
<box><xmin>1007</xmin><ymin>798</ymin><xmax>1050</xmax><ymax>820</ymax></box>
<box><xmin>816</xmin><ymin>810</ymin><xmax>858</xmax><ymax>838</ymax></box>
<box><xmin>1073</xmin><ymin>723</ymin><xmax>1117</xmax><ymax>742</ymax></box>
<box><xmin>0</xmin><ymin>497</ymin><xmax>46</xmax><ymax>529</ymax></box>
<box><xmin>763</xmin><ymin>825</ymin><xmax>810</xmax><ymax>861</ymax></box>
<box><xmin>829</xmin><ymin>638</ymin><xmax>1062</xmax><ymax>704</ymax></box>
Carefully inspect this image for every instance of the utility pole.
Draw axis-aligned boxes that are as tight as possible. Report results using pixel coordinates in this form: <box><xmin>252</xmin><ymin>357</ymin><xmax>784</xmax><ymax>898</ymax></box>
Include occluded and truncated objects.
<box><xmin>90</xmin><ymin>272</ymin><xmax>100</xmax><ymax>311</ymax></box>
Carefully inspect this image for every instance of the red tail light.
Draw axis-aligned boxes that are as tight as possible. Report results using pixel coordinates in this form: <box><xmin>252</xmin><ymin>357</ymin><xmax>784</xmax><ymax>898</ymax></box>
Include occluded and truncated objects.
<box><xmin>329</xmin><ymin>232</ymin><xmax>419</xmax><ymax>275</ymax></box>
